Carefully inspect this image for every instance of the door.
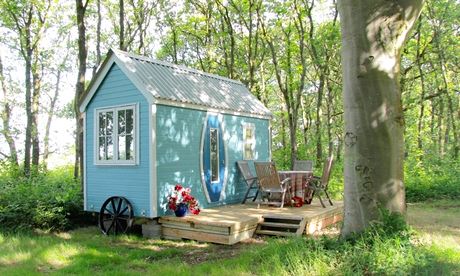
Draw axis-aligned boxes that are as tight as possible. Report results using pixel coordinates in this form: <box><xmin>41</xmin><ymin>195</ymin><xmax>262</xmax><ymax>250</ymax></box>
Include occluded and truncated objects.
<box><xmin>201</xmin><ymin>114</ymin><xmax>226</xmax><ymax>202</ymax></box>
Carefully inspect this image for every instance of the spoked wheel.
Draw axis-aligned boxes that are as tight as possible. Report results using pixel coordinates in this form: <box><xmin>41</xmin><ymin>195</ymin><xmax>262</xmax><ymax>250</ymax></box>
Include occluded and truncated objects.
<box><xmin>98</xmin><ymin>196</ymin><xmax>134</xmax><ymax>235</ymax></box>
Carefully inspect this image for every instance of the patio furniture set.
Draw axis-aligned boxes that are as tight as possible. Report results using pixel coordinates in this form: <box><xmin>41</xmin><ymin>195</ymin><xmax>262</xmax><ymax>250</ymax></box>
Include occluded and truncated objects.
<box><xmin>237</xmin><ymin>156</ymin><xmax>334</xmax><ymax>208</ymax></box>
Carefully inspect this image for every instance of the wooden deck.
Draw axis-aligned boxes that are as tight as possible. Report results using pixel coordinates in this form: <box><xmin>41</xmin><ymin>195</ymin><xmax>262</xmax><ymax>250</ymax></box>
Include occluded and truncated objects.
<box><xmin>158</xmin><ymin>201</ymin><xmax>343</xmax><ymax>245</ymax></box>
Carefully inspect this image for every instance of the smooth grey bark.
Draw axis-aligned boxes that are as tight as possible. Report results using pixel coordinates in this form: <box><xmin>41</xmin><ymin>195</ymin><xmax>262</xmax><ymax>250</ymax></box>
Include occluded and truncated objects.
<box><xmin>338</xmin><ymin>0</ymin><xmax>424</xmax><ymax>236</ymax></box>
<box><xmin>43</xmin><ymin>65</ymin><xmax>64</xmax><ymax>169</ymax></box>
<box><xmin>0</xmin><ymin>54</ymin><xmax>18</xmax><ymax>166</ymax></box>
<box><xmin>31</xmin><ymin>49</ymin><xmax>42</xmax><ymax>169</ymax></box>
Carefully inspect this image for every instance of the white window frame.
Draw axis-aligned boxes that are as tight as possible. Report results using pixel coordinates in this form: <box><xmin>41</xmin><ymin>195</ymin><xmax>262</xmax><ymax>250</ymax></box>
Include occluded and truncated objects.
<box><xmin>210</xmin><ymin>127</ymin><xmax>220</xmax><ymax>183</ymax></box>
<box><xmin>242</xmin><ymin>123</ymin><xmax>256</xmax><ymax>160</ymax></box>
<box><xmin>94</xmin><ymin>104</ymin><xmax>139</xmax><ymax>165</ymax></box>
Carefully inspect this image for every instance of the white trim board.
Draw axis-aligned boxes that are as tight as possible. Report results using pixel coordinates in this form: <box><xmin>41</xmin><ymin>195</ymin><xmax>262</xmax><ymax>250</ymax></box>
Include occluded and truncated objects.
<box><xmin>82</xmin><ymin>113</ymin><xmax>87</xmax><ymax>210</ymax></box>
<box><xmin>154</xmin><ymin>98</ymin><xmax>271</xmax><ymax>120</ymax></box>
<box><xmin>79</xmin><ymin>54</ymin><xmax>154</xmax><ymax>113</ymax></box>
<box><xmin>149</xmin><ymin>104</ymin><xmax>158</xmax><ymax>218</ymax></box>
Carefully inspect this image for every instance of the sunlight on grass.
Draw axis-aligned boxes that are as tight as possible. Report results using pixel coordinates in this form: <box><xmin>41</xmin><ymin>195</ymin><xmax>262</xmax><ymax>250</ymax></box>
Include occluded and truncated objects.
<box><xmin>0</xmin><ymin>251</ymin><xmax>31</xmax><ymax>265</ymax></box>
<box><xmin>41</xmin><ymin>244</ymin><xmax>81</xmax><ymax>268</ymax></box>
<box><xmin>54</xmin><ymin>232</ymin><xmax>72</xmax><ymax>240</ymax></box>
<box><xmin>0</xmin><ymin>200</ymin><xmax>458</xmax><ymax>275</ymax></box>
<box><xmin>407</xmin><ymin>201</ymin><xmax>460</xmax><ymax>252</ymax></box>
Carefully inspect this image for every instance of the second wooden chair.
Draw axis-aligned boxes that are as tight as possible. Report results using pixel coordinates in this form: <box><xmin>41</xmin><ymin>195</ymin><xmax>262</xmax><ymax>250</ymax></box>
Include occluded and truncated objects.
<box><xmin>254</xmin><ymin>162</ymin><xmax>292</xmax><ymax>208</ymax></box>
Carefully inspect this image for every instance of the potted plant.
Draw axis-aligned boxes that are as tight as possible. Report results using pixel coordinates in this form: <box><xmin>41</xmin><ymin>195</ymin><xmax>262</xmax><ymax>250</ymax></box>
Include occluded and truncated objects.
<box><xmin>167</xmin><ymin>184</ymin><xmax>201</xmax><ymax>217</ymax></box>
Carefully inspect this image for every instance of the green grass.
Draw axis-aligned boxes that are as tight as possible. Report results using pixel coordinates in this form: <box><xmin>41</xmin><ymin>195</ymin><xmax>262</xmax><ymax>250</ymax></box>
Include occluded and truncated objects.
<box><xmin>0</xmin><ymin>200</ymin><xmax>459</xmax><ymax>275</ymax></box>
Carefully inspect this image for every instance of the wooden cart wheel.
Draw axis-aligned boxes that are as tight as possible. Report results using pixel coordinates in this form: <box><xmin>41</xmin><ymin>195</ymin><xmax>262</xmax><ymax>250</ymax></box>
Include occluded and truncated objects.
<box><xmin>98</xmin><ymin>196</ymin><xmax>134</xmax><ymax>235</ymax></box>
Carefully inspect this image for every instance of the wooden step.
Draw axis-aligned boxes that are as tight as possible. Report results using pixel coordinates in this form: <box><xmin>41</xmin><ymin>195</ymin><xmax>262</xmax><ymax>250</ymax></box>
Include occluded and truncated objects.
<box><xmin>256</xmin><ymin>229</ymin><xmax>298</xmax><ymax>237</ymax></box>
<box><xmin>260</xmin><ymin>222</ymin><xmax>300</xmax><ymax>229</ymax></box>
<box><xmin>262</xmin><ymin>215</ymin><xmax>303</xmax><ymax>221</ymax></box>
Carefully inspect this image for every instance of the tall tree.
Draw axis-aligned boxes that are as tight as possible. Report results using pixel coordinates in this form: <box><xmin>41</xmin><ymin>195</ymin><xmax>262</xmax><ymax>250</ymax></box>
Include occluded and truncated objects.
<box><xmin>75</xmin><ymin>0</ymin><xmax>89</xmax><ymax>179</ymax></box>
<box><xmin>0</xmin><ymin>53</ymin><xmax>18</xmax><ymax>166</ymax></box>
<box><xmin>338</xmin><ymin>0</ymin><xmax>424</xmax><ymax>236</ymax></box>
<box><xmin>1</xmin><ymin>0</ymin><xmax>51</xmax><ymax>176</ymax></box>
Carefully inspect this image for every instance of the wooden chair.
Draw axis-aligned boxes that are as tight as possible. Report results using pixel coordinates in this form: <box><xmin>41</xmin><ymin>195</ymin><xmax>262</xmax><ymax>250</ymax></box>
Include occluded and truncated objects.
<box><xmin>254</xmin><ymin>162</ymin><xmax>292</xmax><ymax>208</ymax></box>
<box><xmin>236</xmin><ymin>161</ymin><xmax>259</xmax><ymax>204</ymax></box>
<box><xmin>293</xmin><ymin>160</ymin><xmax>314</xmax><ymax>203</ymax></box>
<box><xmin>309</xmin><ymin>155</ymin><xmax>334</xmax><ymax>208</ymax></box>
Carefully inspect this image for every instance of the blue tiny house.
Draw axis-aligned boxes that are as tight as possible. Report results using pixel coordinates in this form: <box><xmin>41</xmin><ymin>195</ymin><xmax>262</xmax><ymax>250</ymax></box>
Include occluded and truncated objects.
<box><xmin>79</xmin><ymin>49</ymin><xmax>272</xmax><ymax>223</ymax></box>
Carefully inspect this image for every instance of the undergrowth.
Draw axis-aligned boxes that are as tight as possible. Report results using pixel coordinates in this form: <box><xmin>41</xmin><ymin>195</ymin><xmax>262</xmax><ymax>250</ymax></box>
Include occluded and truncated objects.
<box><xmin>254</xmin><ymin>209</ymin><xmax>459</xmax><ymax>275</ymax></box>
<box><xmin>405</xmin><ymin>156</ymin><xmax>460</xmax><ymax>202</ymax></box>
<box><xmin>0</xmin><ymin>165</ymin><xmax>92</xmax><ymax>232</ymax></box>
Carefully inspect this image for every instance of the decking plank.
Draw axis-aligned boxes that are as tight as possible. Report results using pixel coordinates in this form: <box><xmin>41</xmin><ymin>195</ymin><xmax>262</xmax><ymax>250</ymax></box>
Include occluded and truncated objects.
<box><xmin>157</xmin><ymin>201</ymin><xmax>344</xmax><ymax>243</ymax></box>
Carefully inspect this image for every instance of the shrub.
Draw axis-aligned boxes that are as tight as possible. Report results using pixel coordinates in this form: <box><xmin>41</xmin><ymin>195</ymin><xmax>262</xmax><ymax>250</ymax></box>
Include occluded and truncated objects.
<box><xmin>255</xmin><ymin>210</ymin><xmax>446</xmax><ymax>275</ymax></box>
<box><xmin>0</xmin><ymin>165</ymin><xmax>91</xmax><ymax>231</ymax></box>
<box><xmin>405</xmin><ymin>156</ymin><xmax>460</xmax><ymax>202</ymax></box>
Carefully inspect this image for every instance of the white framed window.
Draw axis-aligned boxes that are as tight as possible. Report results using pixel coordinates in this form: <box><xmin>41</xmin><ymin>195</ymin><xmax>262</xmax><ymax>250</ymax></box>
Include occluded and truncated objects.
<box><xmin>243</xmin><ymin>123</ymin><xmax>255</xmax><ymax>160</ymax></box>
<box><xmin>95</xmin><ymin>104</ymin><xmax>137</xmax><ymax>165</ymax></box>
<box><xmin>210</xmin><ymin>128</ymin><xmax>219</xmax><ymax>182</ymax></box>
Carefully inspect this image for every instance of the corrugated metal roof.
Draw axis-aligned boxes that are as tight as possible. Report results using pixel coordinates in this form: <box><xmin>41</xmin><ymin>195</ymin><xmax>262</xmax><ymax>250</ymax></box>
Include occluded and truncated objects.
<box><xmin>111</xmin><ymin>49</ymin><xmax>272</xmax><ymax>117</ymax></box>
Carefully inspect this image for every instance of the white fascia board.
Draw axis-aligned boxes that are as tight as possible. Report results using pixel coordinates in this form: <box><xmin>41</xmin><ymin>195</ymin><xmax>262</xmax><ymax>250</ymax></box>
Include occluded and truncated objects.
<box><xmin>153</xmin><ymin>98</ymin><xmax>272</xmax><ymax>120</ymax></box>
<box><xmin>79</xmin><ymin>54</ymin><xmax>155</xmax><ymax>113</ymax></box>
<box><xmin>112</xmin><ymin>54</ymin><xmax>155</xmax><ymax>105</ymax></box>
<box><xmin>79</xmin><ymin>57</ymin><xmax>117</xmax><ymax>113</ymax></box>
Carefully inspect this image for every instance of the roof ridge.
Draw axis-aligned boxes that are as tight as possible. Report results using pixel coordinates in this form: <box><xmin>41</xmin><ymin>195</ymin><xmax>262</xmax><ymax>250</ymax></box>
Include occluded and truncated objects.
<box><xmin>111</xmin><ymin>48</ymin><xmax>244</xmax><ymax>86</ymax></box>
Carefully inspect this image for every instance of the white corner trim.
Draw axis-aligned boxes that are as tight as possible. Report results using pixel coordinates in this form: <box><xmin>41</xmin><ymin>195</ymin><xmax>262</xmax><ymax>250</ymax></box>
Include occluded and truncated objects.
<box><xmin>269</xmin><ymin>121</ymin><xmax>273</xmax><ymax>161</ymax></box>
<box><xmin>149</xmin><ymin>104</ymin><xmax>158</xmax><ymax>218</ymax></box>
<box><xmin>82</xmin><ymin>112</ymin><xmax>87</xmax><ymax>211</ymax></box>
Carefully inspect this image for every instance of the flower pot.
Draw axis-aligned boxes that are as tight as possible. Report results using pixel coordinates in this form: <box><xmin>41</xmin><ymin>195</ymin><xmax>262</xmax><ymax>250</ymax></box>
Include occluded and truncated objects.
<box><xmin>174</xmin><ymin>203</ymin><xmax>188</xmax><ymax>217</ymax></box>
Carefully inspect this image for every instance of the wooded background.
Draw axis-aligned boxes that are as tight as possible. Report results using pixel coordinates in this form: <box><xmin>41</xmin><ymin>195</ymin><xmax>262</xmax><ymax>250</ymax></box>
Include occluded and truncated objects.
<box><xmin>0</xmin><ymin>0</ymin><xmax>458</xmax><ymax>177</ymax></box>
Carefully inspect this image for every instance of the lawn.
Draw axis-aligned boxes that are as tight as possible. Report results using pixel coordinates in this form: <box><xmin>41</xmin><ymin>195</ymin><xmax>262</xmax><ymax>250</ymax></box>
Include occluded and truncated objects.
<box><xmin>0</xmin><ymin>200</ymin><xmax>459</xmax><ymax>275</ymax></box>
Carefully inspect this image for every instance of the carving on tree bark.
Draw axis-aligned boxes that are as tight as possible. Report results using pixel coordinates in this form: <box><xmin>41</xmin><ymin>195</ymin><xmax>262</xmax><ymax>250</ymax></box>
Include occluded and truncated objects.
<box><xmin>344</xmin><ymin>132</ymin><xmax>357</xmax><ymax>147</ymax></box>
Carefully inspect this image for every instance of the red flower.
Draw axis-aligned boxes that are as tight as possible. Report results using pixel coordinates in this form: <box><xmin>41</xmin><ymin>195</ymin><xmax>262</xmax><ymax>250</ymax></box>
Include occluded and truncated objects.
<box><xmin>190</xmin><ymin>208</ymin><xmax>200</xmax><ymax>215</ymax></box>
<box><xmin>167</xmin><ymin>184</ymin><xmax>200</xmax><ymax>215</ymax></box>
<box><xmin>168</xmin><ymin>203</ymin><xmax>177</xmax><ymax>211</ymax></box>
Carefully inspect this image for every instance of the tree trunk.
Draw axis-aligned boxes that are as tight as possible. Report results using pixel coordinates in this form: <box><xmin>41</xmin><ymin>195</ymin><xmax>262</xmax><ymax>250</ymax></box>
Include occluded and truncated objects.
<box><xmin>438</xmin><ymin>99</ymin><xmax>444</xmax><ymax>156</ymax></box>
<box><xmin>415</xmin><ymin>19</ymin><xmax>426</xmax><ymax>153</ymax></box>
<box><xmin>119</xmin><ymin>0</ymin><xmax>125</xmax><ymax>50</ymax></box>
<box><xmin>92</xmin><ymin>0</ymin><xmax>102</xmax><ymax>77</ymax></box>
<box><xmin>24</xmin><ymin>47</ymin><xmax>33</xmax><ymax>177</ymax></box>
<box><xmin>31</xmin><ymin>51</ymin><xmax>41</xmax><ymax>172</ymax></box>
<box><xmin>75</xmin><ymin>0</ymin><xmax>89</xmax><ymax>180</ymax></box>
<box><xmin>315</xmin><ymin>75</ymin><xmax>324</xmax><ymax>165</ymax></box>
<box><xmin>43</xmin><ymin>69</ymin><xmax>61</xmax><ymax>169</ymax></box>
<box><xmin>326</xmin><ymin>80</ymin><xmax>334</xmax><ymax>157</ymax></box>
<box><xmin>0</xmin><ymin>54</ymin><xmax>18</xmax><ymax>166</ymax></box>
<box><xmin>338</xmin><ymin>0</ymin><xmax>424</xmax><ymax>236</ymax></box>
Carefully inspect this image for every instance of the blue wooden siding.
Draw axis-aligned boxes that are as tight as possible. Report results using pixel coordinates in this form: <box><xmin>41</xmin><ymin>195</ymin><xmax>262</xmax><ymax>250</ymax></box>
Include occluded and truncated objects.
<box><xmin>85</xmin><ymin>64</ymin><xmax>151</xmax><ymax>217</ymax></box>
<box><xmin>156</xmin><ymin>104</ymin><xmax>270</xmax><ymax>216</ymax></box>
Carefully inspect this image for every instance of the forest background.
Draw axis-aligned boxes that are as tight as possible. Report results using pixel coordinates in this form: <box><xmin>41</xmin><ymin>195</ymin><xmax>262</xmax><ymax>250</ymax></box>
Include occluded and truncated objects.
<box><xmin>0</xmin><ymin>0</ymin><xmax>458</xmax><ymax>230</ymax></box>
